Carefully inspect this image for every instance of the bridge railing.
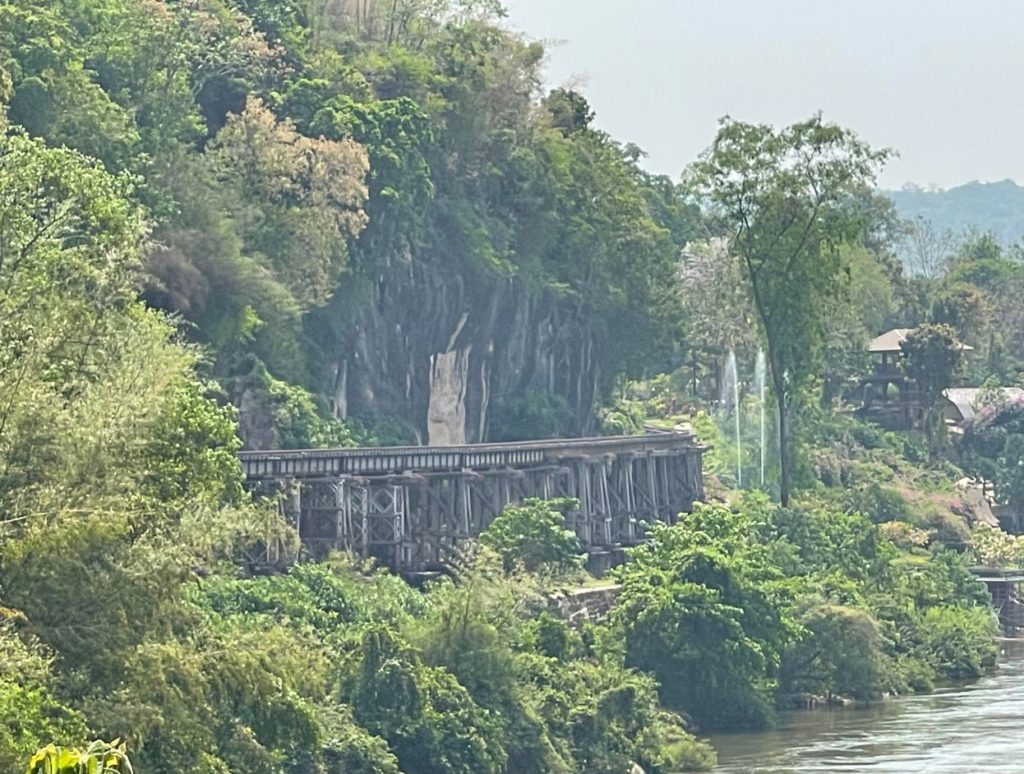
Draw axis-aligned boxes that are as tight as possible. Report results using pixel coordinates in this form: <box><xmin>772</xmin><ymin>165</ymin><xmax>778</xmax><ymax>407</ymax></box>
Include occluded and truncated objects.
<box><xmin>239</xmin><ymin>430</ymin><xmax>706</xmax><ymax>480</ymax></box>
<box><xmin>240</xmin><ymin>430</ymin><xmax>708</xmax><ymax>570</ymax></box>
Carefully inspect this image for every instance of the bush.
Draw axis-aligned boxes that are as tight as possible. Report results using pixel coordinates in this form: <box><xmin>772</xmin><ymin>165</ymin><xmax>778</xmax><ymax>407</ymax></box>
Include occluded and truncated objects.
<box><xmin>640</xmin><ymin>715</ymin><xmax>717</xmax><ymax>773</ymax></box>
<box><xmin>319</xmin><ymin>709</ymin><xmax>400</xmax><ymax>774</ymax></box>
<box><xmin>266</xmin><ymin>375</ymin><xmax>357</xmax><ymax>449</ymax></box>
<box><xmin>878</xmin><ymin>521</ymin><xmax>929</xmax><ymax>550</ymax></box>
<box><xmin>971</xmin><ymin>524</ymin><xmax>1024</xmax><ymax>567</ymax></box>
<box><xmin>233</xmin><ymin>360</ymin><xmax>358</xmax><ymax>450</ymax></box>
<box><xmin>850</xmin><ymin>421</ymin><xmax>901</xmax><ymax>452</ymax></box>
<box><xmin>917</xmin><ymin>606</ymin><xmax>998</xmax><ymax>679</ymax></box>
<box><xmin>346</xmin><ymin>628</ymin><xmax>507</xmax><ymax>774</ymax></box>
<box><xmin>0</xmin><ymin>628</ymin><xmax>87</xmax><ymax>772</ymax></box>
<box><xmin>596</xmin><ymin>397</ymin><xmax>647</xmax><ymax>436</ymax></box>
<box><xmin>845</xmin><ymin>483</ymin><xmax>912</xmax><ymax>524</ymax></box>
<box><xmin>194</xmin><ymin>558</ymin><xmax>426</xmax><ymax>633</ymax></box>
<box><xmin>614</xmin><ymin>505</ymin><xmax>794</xmax><ymax>730</ymax></box>
<box><xmin>480</xmin><ymin>499</ymin><xmax>583</xmax><ymax>575</ymax></box>
<box><xmin>780</xmin><ymin>603</ymin><xmax>884</xmax><ymax>701</ymax></box>
<box><xmin>349</xmin><ymin>415</ymin><xmax>419</xmax><ymax>446</ymax></box>
<box><xmin>918</xmin><ymin>507</ymin><xmax>971</xmax><ymax>548</ymax></box>
<box><xmin>197</xmin><ymin>565</ymin><xmax>355</xmax><ymax>633</ymax></box>
<box><xmin>24</xmin><ymin>741</ymin><xmax>131</xmax><ymax>774</ymax></box>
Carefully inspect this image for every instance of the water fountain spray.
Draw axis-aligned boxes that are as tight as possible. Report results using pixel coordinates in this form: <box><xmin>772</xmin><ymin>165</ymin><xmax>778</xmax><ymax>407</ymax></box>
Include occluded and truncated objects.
<box><xmin>755</xmin><ymin>348</ymin><xmax>766</xmax><ymax>487</ymax></box>
<box><xmin>722</xmin><ymin>350</ymin><xmax>741</xmax><ymax>487</ymax></box>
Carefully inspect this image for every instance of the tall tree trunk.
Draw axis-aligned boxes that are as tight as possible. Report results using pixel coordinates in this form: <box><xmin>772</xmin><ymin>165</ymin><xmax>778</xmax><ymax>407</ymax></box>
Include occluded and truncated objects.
<box><xmin>768</xmin><ymin>353</ymin><xmax>790</xmax><ymax>507</ymax></box>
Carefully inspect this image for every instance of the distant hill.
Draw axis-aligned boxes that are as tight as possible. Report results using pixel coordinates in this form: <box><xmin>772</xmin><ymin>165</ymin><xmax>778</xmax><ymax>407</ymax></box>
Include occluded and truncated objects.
<box><xmin>887</xmin><ymin>179</ymin><xmax>1024</xmax><ymax>246</ymax></box>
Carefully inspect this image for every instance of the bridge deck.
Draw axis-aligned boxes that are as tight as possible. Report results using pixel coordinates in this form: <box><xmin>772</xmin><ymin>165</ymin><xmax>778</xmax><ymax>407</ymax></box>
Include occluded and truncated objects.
<box><xmin>242</xmin><ymin>431</ymin><xmax>707</xmax><ymax>570</ymax></box>
<box><xmin>240</xmin><ymin>430</ymin><xmax>706</xmax><ymax>479</ymax></box>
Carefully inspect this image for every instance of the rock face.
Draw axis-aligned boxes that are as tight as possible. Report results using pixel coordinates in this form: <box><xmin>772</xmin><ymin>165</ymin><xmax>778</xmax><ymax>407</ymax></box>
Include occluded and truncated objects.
<box><xmin>547</xmin><ymin>585</ymin><xmax>621</xmax><ymax>628</ymax></box>
<box><xmin>953</xmin><ymin>478</ymin><xmax>1000</xmax><ymax>528</ymax></box>
<box><xmin>328</xmin><ymin>255</ymin><xmax>603</xmax><ymax>444</ymax></box>
<box><xmin>236</xmin><ymin>383</ymin><xmax>281</xmax><ymax>451</ymax></box>
<box><xmin>426</xmin><ymin>347</ymin><xmax>471</xmax><ymax>445</ymax></box>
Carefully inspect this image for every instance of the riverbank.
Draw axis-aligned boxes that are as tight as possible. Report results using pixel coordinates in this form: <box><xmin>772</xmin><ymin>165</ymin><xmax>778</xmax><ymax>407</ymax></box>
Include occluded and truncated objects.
<box><xmin>711</xmin><ymin>640</ymin><xmax>1024</xmax><ymax>772</ymax></box>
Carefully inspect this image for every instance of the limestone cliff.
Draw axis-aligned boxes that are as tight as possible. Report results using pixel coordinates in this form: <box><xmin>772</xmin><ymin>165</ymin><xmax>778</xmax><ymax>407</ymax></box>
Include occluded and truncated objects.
<box><xmin>321</xmin><ymin>254</ymin><xmax>603</xmax><ymax>445</ymax></box>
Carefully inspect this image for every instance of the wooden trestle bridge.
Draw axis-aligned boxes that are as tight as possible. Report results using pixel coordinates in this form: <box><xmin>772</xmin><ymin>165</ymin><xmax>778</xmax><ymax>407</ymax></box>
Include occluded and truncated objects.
<box><xmin>240</xmin><ymin>429</ymin><xmax>707</xmax><ymax>571</ymax></box>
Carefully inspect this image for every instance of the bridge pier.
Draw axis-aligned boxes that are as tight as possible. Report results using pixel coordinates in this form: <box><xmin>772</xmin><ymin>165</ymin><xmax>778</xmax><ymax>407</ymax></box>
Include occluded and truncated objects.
<box><xmin>973</xmin><ymin>569</ymin><xmax>1024</xmax><ymax>635</ymax></box>
<box><xmin>242</xmin><ymin>431</ymin><xmax>707</xmax><ymax>571</ymax></box>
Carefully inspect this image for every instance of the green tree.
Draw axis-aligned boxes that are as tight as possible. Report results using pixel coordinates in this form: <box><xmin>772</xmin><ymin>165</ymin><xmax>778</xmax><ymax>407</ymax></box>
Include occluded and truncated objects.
<box><xmin>614</xmin><ymin>503</ymin><xmax>796</xmax><ymax>730</ymax></box>
<box><xmin>931</xmin><ymin>282</ymin><xmax>990</xmax><ymax>348</ymax></box>
<box><xmin>691</xmin><ymin>116</ymin><xmax>890</xmax><ymax>505</ymax></box>
<box><xmin>480</xmin><ymin>498</ymin><xmax>583</xmax><ymax>574</ymax></box>
<box><xmin>205</xmin><ymin>96</ymin><xmax>369</xmax><ymax>310</ymax></box>
<box><xmin>779</xmin><ymin>602</ymin><xmax>884</xmax><ymax>701</ymax></box>
<box><xmin>916</xmin><ymin>606</ymin><xmax>998</xmax><ymax>679</ymax></box>
<box><xmin>0</xmin><ymin>130</ymin><xmax>143</xmax><ymax>496</ymax></box>
<box><xmin>346</xmin><ymin>628</ymin><xmax>507</xmax><ymax>774</ymax></box>
<box><xmin>901</xmin><ymin>323</ymin><xmax>964</xmax><ymax>457</ymax></box>
<box><xmin>0</xmin><ymin>622</ymin><xmax>86</xmax><ymax>771</ymax></box>
<box><xmin>409</xmin><ymin>555</ymin><xmax>567</xmax><ymax>774</ymax></box>
<box><xmin>820</xmin><ymin>245</ymin><xmax>895</xmax><ymax>405</ymax></box>
<box><xmin>0</xmin><ymin>127</ymin><xmax>249</xmax><ymax>517</ymax></box>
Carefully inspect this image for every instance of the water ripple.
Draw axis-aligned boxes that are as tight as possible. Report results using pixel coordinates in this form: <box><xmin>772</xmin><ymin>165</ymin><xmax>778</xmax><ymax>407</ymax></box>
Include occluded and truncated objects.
<box><xmin>711</xmin><ymin>644</ymin><xmax>1024</xmax><ymax>773</ymax></box>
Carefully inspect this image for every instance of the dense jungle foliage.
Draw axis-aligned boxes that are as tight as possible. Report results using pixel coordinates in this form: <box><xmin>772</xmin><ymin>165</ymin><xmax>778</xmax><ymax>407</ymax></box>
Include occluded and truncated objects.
<box><xmin>0</xmin><ymin>1</ymin><xmax>1021</xmax><ymax>772</ymax></box>
<box><xmin>0</xmin><ymin>0</ymin><xmax>698</xmax><ymax>446</ymax></box>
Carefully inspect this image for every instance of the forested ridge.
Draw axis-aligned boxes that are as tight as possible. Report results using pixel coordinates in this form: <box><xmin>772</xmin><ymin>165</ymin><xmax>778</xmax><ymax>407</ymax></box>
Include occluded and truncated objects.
<box><xmin>1</xmin><ymin>0</ymin><xmax>697</xmax><ymax>448</ymax></box>
<box><xmin>0</xmin><ymin>1</ymin><xmax>1021</xmax><ymax>772</ymax></box>
<box><xmin>890</xmin><ymin>180</ymin><xmax>1024</xmax><ymax>262</ymax></box>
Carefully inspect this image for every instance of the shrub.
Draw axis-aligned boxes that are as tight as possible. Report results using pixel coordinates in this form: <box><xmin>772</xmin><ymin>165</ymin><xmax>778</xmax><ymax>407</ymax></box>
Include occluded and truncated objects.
<box><xmin>597</xmin><ymin>397</ymin><xmax>647</xmax><ymax>436</ymax></box>
<box><xmin>878</xmin><ymin>521</ymin><xmax>929</xmax><ymax>550</ymax></box>
<box><xmin>917</xmin><ymin>606</ymin><xmax>998</xmax><ymax>679</ymax></box>
<box><xmin>480</xmin><ymin>499</ymin><xmax>583</xmax><ymax>575</ymax></box>
<box><xmin>780</xmin><ymin>603</ymin><xmax>884</xmax><ymax>701</ymax></box>
<box><xmin>24</xmin><ymin>741</ymin><xmax>132</xmax><ymax>774</ymax></box>
<box><xmin>0</xmin><ymin>628</ymin><xmax>87</xmax><ymax>772</ymax></box>
<box><xmin>319</xmin><ymin>708</ymin><xmax>400</xmax><ymax>774</ymax></box>
<box><xmin>845</xmin><ymin>483</ymin><xmax>912</xmax><ymax>524</ymax></box>
<box><xmin>613</xmin><ymin>505</ymin><xmax>795</xmax><ymax>730</ymax></box>
<box><xmin>346</xmin><ymin>628</ymin><xmax>507</xmax><ymax>774</ymax></box>
<box><xmin>970</xmin><ymin>524</ymin><xmax>1024</xmax><ymax>567</ymax></box>
<box><xmin>917</xmin><ymin>508</ymin><xmax>971</xmax><ymax>548</ymax></box>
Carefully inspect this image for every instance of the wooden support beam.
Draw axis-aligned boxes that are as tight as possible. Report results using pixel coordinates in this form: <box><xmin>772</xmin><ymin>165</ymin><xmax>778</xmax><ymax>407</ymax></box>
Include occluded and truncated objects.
<box><xmin>242</xmin><ymin>433</ymin><xmax>706</xmax><ymax>571</ymax></box>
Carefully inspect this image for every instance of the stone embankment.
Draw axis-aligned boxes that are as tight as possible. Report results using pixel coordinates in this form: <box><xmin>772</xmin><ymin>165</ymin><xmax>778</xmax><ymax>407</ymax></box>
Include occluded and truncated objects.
<box><xmin>547</xmin><ymin>584</ymin><xmax>621</xmax><ymax>627</ymax></box>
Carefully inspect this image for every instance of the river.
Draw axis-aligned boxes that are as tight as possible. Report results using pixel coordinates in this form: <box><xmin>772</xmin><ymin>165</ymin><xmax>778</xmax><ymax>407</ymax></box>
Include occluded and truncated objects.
<box><xmin>710</xmin><ymin>641</ymin><xmax>1024</xmax><ymax>773</ymax></box>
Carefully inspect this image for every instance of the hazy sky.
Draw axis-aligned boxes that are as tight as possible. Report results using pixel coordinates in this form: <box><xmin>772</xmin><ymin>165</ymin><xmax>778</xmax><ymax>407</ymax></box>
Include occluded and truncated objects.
<box><xmin>501</xmin><ymin>0</ymin><xmax>1021</xmax><ymax>189</ymax></box>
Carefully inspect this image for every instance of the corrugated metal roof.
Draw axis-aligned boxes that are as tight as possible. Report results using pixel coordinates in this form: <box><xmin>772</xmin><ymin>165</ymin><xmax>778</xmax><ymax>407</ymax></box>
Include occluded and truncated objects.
<box><xmin>943</xmin><ymin>387</ymin><xmax>1024</xmax><ymax>421</ymax></box>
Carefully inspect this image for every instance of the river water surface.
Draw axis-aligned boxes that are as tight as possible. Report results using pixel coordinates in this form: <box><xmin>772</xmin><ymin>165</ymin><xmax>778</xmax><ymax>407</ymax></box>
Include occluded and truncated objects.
<box><xmin>711</xmin><ymin>641</ymin><xmax>1024</xmax><ymax>773</ymax></box>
